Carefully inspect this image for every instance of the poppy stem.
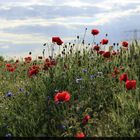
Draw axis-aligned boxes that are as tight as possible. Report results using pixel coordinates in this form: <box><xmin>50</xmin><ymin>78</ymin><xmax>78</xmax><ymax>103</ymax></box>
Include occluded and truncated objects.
<box><xmin>92</xmin><ymin>35</ymin><xmax>95</xmax><ymax>46</ymax></box>
<box><xmin>59</xmin><ymin>45</ymin><xmax>60</xmax><ymax>55</ymax></box>
<box><xmin>47</xmin><ymin>43</ymin><xmax>50</xmax><ymax>58</ymax></box>
<box><xmin>77</xmin><ymin>37</ymin><xmax>80</xmax><ymax>54</ymax></box>
<box><xmin>42</xmin><ymin>49</ymin><xmax>45</xmax><ymax>58</ymax></box>
<box><xmin>51</xmin><ymin>44</ymin><xmax>54</xmax><ymax>58</ymax></box>
<box><xmin>80</xmin><ymin>28</ymin><xmax>87</xmax><ymax>51</ymax></box>
<box><xmin>83</xmin><ymin>28</ymin><xmax>87</xmax><ymax>43</ymax></box>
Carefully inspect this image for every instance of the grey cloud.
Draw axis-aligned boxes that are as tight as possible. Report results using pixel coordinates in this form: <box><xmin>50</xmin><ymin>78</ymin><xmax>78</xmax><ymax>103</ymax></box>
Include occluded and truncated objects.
<box><xmin>31</xmin><ymin>5</ymin><xmax>103</xmax><ymax>18</ymax></box>
<box><xmin>3</xmin><ymin>24</ymin><xmax>79</xmax><ymax>38</ymax></box>
<box><xmin>0</xmin><ymin>3</ymin><xmax>139</xmax><ymax>20</ymax></box>
<box><xmin>0</xmin><ymin>6</ymin><xmax>38</xmax><ymax>20</ymax></box>
<box><xmin>0</xmin><ymin>4</ymin><xmax>105</xmax><ymax>20</ymax></box>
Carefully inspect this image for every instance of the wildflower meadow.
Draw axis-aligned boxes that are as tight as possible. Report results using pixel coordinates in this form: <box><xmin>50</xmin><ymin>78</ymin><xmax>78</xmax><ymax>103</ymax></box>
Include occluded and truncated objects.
<box><xmin>0</xmin><ymin>29</ymin><xmax>140</xmax><ymax>137</ymax></box>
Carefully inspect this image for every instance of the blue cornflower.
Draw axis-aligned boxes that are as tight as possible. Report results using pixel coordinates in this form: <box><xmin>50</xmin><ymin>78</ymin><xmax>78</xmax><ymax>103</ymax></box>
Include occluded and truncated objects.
<box><xmin>82</xmin><ymin>69</ymin><xmax>87</xmax><ymax>73</ymax></box>
<box><xmin>60</xmin><ymin>125</ymin><xmax>66</xmax><ymax>130</ymax></box>
<box><xmin>47</xmin><ymin>96</ymin><xmax>51</xmax><ymax>100</ymax></box>
<box><xmin>19</xmin><ymin>88</ymin><xmax>24</xmax><ymax>92</ymax></box>
<box><xmin>5</xmin><ymin>133</ymin><xmax>12</xmax><ymax>137</ymax></box>
<box><xmin>6</xmin><ymin>92</ymin><xmax>13</xmax><ymax>97</ymax></box>
<box><xmin>90</xmin><ymin>74</ymin><xmax>97</xmax><ymax>79</ymax></box>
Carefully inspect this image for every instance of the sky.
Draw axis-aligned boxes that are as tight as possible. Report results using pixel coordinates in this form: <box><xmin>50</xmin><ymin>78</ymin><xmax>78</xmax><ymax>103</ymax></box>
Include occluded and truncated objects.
<box><xmin>0</xmin><ymin>0</ymin><xmax>140</xmax><ymax>59</ymax></box>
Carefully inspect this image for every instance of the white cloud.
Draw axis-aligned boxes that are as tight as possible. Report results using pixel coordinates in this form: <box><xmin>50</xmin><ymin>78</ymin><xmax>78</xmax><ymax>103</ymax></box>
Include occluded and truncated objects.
<box><xmin>1</xmin><ymin>0</ymin><xmax>140</xmax><ymax>8</ymax></box>
<box><xmin>0</xmin><ymin>32</ymin><xmax>48</xmax><ymax>44</ymax></box>
<box><xmin>0</xmin><ymin>18</ymin><xmax>79</xmax><ymax>30</ymax></box>
<box><xmin>92</xmin><ymin>5</ymin><xmax>140</xmax><ymax>26</ymax></box>
<box><xmin>62</xmin><ymin>0</ymin><xmax>93</xmax><ymax>7</ymax></box>
<box><xmin>0</xmin><ymin>45</ymin><xmax>10</xmax><ymax>49</ymax></box>
<box><xmin>0</xmin><ymin>31</ymin><xmax>75</xmax><ymax>45</ymax></box>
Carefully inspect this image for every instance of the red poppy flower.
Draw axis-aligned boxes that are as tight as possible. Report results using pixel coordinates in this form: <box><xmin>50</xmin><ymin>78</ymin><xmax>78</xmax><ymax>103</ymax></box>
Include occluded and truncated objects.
<box><xmin>28</xmin><ymin>69</ymin><xmax>39</xmax><ymax>77</ymax></box>
<box><xmin>98</xmin><ymin>50</ymin><xmax>104</xmax><ymax>55</ymax></box>
<box><xmin>28</xmin><ymin>65</ymin><xmax>39</xmax><ymax>77</ymax></box>
<box><xmin>31</xmin><ymin>65</ymin><xmax>40</xmax><ymax>70</ymax></box>
<box><xmin>57</xmin><ymin>40</ymin><xmax>63</xmax><ymax>45</ymax></box>
<box><xmin>101</xmin><ymin>39</ymin><xmax>108</xmax><ymax>45</ymax></box>
<box><xmin>126</xmin><ymin>80</ymin><xmax>136</xmax><ymax>90</ymax></box>
<box><xmin>82</xmin><ymin>115</ymin><xmax>91</xmax><ymax>125</ymax></box>
<box><xmin>54</xmin><ymin>91</ymin><xmax>71</xmax><ymax>102</ymax></box>
<box><xmin>43</xmin><ymin>59</ymin><xmax>57</xmax><ymax>70</ymax></box>
<box><xmin>44</xmin><ymin>61</ymin><xmax>52</xmax><ymax>68</ymax></box>
<box><xmin>8</xmin><ymin>67</ymin><xmax>15</xmax><ymax>72</ymax></box>
<box><xmin>24</xmin><ymin>56</ymin><xmax>32</xmax><ymax>63</ymax></box>
<box><xmin>102</xmin><ymin>51</ymin><xmax>110</xmax><ymax>58</ymax></box>
<box><xmin>52</xmin><ymin>37</ymin><xmax>63</xmax><ymax>45</ymax></box>
<box><xmin>75</xmin><ymin>132</ymin><xmax>85</xmax><ymax>138</ymax></box>
<box><xmin>122</xmin><ymin>41</ymin><xmax>128</xmax><ymax>47</ymax></box>
<box><xmin>93</xmin><ymin>45</ymin><xmax>100</xmax><ymax>51</ymax></box>
<box><xmin>50</xmin><ymin>59</ymin><xmax>57</xmax><ymax>66</ymax></box>
<box><xmin>112</xmin><ymin>51</ymin><xmax>117</xmax><ymax>55</ymax></box>
<box><xmin>91</xmin><ymin>29</ymin><xmax>99</xmax><ymax>36</ymax></box>
<box><xmin>119</xmin><ymin>73</ymin><xmax>128</xmax><ymax>82</ymax></box>
<box><xmin>6</xmin><ymin>63</ymin><xmax>12</xmax><ymax>67</ymax></box>
<box><xmin>45</xmin><ymin>58</ymin><xmax>50</xmax><ymax>62</ymax></box>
